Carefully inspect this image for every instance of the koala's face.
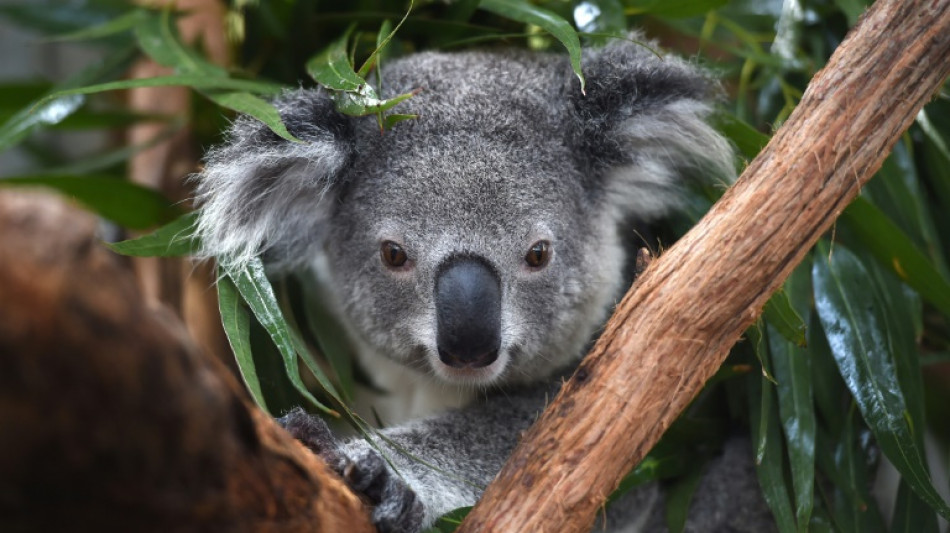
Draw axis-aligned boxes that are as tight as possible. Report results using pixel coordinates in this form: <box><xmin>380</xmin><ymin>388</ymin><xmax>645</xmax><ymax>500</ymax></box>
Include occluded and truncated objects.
<box><xmin>196</xmin><ymin>41</ymin><xmax>733</xmax><ymax>388</ymax></box>
<box><xmin>323</xmin><ymin>126</ymin><xmax>624</xmax><ymax>386</ymax></box>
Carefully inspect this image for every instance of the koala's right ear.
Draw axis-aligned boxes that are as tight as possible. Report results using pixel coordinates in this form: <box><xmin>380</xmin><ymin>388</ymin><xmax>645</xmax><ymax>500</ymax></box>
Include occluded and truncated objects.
<box><xmin>194</xmin><ymin>89</ymin><xmax>355</xmax><ymax>271</ymax></box>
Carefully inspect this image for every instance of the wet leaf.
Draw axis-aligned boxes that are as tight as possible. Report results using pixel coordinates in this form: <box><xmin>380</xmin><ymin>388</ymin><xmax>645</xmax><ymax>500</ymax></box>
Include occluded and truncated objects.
<box><xmin>748</xmin><ymin>369</ymin><xmax>797</xmax><ymax>533</ymax></box>
<box><xmin>813</xmin><ymin>241</ymin><xmax>950</xmax><ymax>521</ymax></box>
<box><xmin>768</xmin><ymin>324</ymin><xmax>815</xmax><ymax>532</ymax></box>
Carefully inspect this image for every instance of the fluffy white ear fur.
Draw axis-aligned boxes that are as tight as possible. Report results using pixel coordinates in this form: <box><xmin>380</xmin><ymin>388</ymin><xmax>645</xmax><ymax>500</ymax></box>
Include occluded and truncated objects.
<box><xmin>605</xmin><ymin>98</ymin><xmax>735</xmax><ymax>222</ymax></box>
<box><xmin>194</xmin><ymin>132</ymin><xmax>349</xmax><ymax>271</ymax></box>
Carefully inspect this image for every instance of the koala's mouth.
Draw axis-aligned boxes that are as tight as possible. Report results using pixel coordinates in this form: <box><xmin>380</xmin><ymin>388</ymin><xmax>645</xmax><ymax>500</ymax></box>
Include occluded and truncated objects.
<box><xmin>429</xmin><ymin>350</ymin><xmax>509</xmax><ymax>385</ymax></box>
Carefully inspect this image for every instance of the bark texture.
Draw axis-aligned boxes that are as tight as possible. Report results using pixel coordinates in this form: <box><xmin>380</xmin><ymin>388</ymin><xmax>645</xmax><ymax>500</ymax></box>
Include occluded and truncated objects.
<box><xmin>0</xmin><ymin>191</ymin><xmax>372</xmax><ymax>533</ymax></box>
<box><xmin>458</xmin><ymin>1</ymin><xmax>950</xmax><ymax>531</ymax></box>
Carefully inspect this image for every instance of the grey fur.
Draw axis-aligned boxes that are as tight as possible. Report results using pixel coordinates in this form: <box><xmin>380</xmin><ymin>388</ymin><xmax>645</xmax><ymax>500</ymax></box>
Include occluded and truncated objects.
<box><xmin>197</xmin><ymin>34</ymin><xmax>766</xmax><ymax>532</ymax></box>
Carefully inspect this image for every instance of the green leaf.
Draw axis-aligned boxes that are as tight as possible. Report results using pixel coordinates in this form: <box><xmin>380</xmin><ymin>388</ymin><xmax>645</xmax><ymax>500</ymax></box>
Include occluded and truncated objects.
<box><xmin>714</xmin><ymin>112</ymin><xmax>770</xmax><ymax>160</ymax></box>
<box><xmin>748</xmin><ymin>370</ymin><xmax>797</xmax><ymax>533</ymax></box>
<box><xmin>830</xmin><ymin>408</ymin><xmax>886</xmax><ymax>532</ymax></box>
<box><xmin>763</xmin><ymin>290</ymin><xmax>806</xmax><ymax>347</ymax></box>
<box><xmin>133</xmin><ymin>6</ymin><xmax>226</xmax><ymax>76</ymax></box>
<box><xmin>306</xmin><ymin>25</ymin><xmax>366</xmax><ymax>92</ymax></box>
<box><xmin>382</xmin><ymin>113</ymin><xmax>418</xmax><ymax>130</ymax></box>
<box><xmin>299</xmin><ymin>277</ymin><xmax>356</xmax><ymax>402</ymax></box>
<box><xmin>423</xmin><ymin>506</ymin><xmax>472</xmax><ymax>533</ymax></box>
<box><xmin>812</xmin><ymin>241</ymin><xmax>950</xmax><ymax>521</ymax></box>
<box><xmin>50</xmin><ymin>8</ymin><xmax>151</xmax><ymax>41</ymax></box>
<box><xmin>479</xmin><ymin>0</ymin><xmax>585</xmax><ymax>91</ymax></box>
<box><xmin>664</xmin><ymin>465</ymin><xmax>705</xmax><ymax>533</ymax></box>
<box><xmin>107</xmin><ymin>212</ymin><xmax>199</xmax><ymax>257</ymax></box>
<box><xmin>37</xmin><ymin>75</ymin><xmax>285</xmax><ymax>104</ymax></box>
<box><xmin>841</xmin><ymin>197</ymin><xmax>950</xmax><ymax>319</ymax></box>
<box><xmin>862</xmin><ymin>140</ymin><xmax>948</xmax><ymax>277</ymax></box>
<box><xmin>218</xmin><ymin>274</ymin><xmax>269</xmax><ymax>414</ymax></box>
<box><xmin>891</xmin><ymin>480</ymin><xmax>940</xmax><ymax>533</ymax></box>
<box><xmin>205</xmin><ymin>92</ymin><xmax>298</xmax><ymax>142</ymax></box>
<box><xmin>624</xmin><ymin>0</ymin><xmax>728</xmax><ymax>18</ymax></box>
<box><xmin>358</xmin><ymin>0</ymin><xmax>412</xmax><ymax>79</ymax></box>
<box><xmin>0</xmin><ymin>1</ymin><xmax>129</xmax><ymax>36</ymax></box>
<box><xmin>0</xmin><ymin>45</ymin><xmax>138</xmax><ymax>151</ymax></box>
<box><xmin>573</xmin><ymin>0</ymin><xmax>626</xmax><ymax>46</ymax></box>
<box><xmin>43</xmin><ymin>122</ymin><xmax>182</xmax><ymax>175</ymax></box>
<box><xmin>331</xmin><ymin>87</ymin><xmax>417</xmax><ymax>117</ymax></box>
<box><xmin>768</xmin><ymin>324</ymin><xmax>815</xmax><ymax>532</ymax></box>
<box><xmin>227</xmin><ymin>258</ymin><xmax>336</xmax><ymax>416</ymax></box>
<box><xmin>0</xmin><ymin>175</ymin><xmax>178</xmax><ymax>229</ymax></box>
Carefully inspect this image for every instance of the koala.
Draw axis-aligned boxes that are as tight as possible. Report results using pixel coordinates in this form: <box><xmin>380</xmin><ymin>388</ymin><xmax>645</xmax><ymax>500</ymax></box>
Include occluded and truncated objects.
<box><xmin>195</xmin><ymin>35</ymin><xmax>773</xmax><ymax>532</ymax></box>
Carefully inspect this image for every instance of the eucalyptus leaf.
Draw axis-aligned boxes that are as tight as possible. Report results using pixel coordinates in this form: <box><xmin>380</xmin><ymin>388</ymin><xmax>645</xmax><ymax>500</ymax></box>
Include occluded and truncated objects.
<box><xmin>107</xmin><ymin>212</ymin><xmax>199</xmax><ymax>257</ymax></box>
<box><xmin>624</xmin><ymin>0</ymin><xmax>728</xmax><ymax>18</ymax></box>
<box><xmin>813</xmin><ymin>241</ymin><xmax>950</xmax><ymax>520</ymax></box>
<box><xmin>768</xmin><ymin>324</ymin><xmax>815</xmax><ymax>532</ymax></box>
<box><xmin>134</xmin><ymin>7</ymin><xmax>227</xmax><ymax>76</ymax></box>
<box><xmin>748</xmin><ymin>370</ymin><xmax>797</xmax><ymax>533</ymax></box>
<box><xmin>479</xmin><ymin>0</ymin><xmax>585</xmax><ymax>91</ymax></box>
<box><xmin>714</xmin><ymin>112</ymin><xmax>770</xmax><ymax>160</ymax></box>
<box><xmin>38</xmin><ymin>76</ymin><xmax>285</xmax><ymax>104</ymax></box>
<box><xmin>227</xmin><ymin>258</ymin><xmax>337</xmax><ymax>416</ymax></box>
<box><xmin>382</xmin><ymin>113</ymin><xmax>418</xmax><ymax>130</ymax></box>
<box><xmin>841</xmin><ymin>197</ymin><xmax>950</xmax><ymax>318</ymax></box>
<box><xmin>422</xmin><ymin>506</ymin><xmax>472</xmax><ymax>533</ymax></box>
<box><xmin>50</xmin><ymin>8</ymin><xmax>151</xmax><ymax>41</ymax></box>
<box><xmin>0</xmin><ymin>175</ymin><xmax>178</xmax><ymax>229</ymax></box>
<box><xmin>306</xmin><ymin>24</ymin><xmax>366</xmax><ymax>92</ymax></box>
<box><xmin>763</xmin><ymin>290</ymin><xmax>806</xmax><ymax>347</ymax></box>
<box><xmin>218</xmin><ymin>274</ymin><xmax>269</xmax><ymax>414</ymax></box>
<box><xmin>205</xmin><ymin>92</ymin><xmax>298</xmax><ymax>142</ymax></box>
<box><xmin>891</xmin><ymin>480</ymin><xmax>940</xmax><ymax>533</ymax></box>
<box><xmin>0</xmin><ymin>45</ymin><xmax>138</xmax><ymax>151</ymax></box>
<box><xmin>664</xmin><ymin>465</ymin><xmax>705</xmax><ymax>533</ymax></box>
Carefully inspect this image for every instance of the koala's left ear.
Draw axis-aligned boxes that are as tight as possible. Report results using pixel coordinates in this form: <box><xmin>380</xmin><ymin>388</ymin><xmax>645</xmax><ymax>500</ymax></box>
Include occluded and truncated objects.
<box><xmin>194</xmin><ymin>89</ymin><xmax>355</xmax><ymax>271</ymax></box>
<box><xmin>568</xmin><ymin>35</ymin><xmax>735</xmax><ymax>221</ymax></box>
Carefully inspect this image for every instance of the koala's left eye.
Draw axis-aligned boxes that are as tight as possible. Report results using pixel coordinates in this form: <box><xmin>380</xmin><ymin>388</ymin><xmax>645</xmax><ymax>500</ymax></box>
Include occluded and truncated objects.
<box><xmin>525</xmin><ymin>240</ymin><xmax>551</xmax><ymax>269</ymax></box>
<box><xmin>381</xmin><ymin>241</ymin><xmax>409</xmax><ymax>268</ymax></box>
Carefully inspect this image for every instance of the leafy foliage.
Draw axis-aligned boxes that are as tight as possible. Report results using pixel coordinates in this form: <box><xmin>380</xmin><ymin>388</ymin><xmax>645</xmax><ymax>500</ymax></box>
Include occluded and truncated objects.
<box><xmin>1</xmin><ymin>0</ymin><xmax>949</xmax><ymax>531</ymax></box>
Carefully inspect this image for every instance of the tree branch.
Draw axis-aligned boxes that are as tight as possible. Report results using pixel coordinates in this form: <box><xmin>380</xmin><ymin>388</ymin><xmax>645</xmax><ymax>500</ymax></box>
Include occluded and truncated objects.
<box><xmin>0</xmin><ymin>191</ymin><xmax>373</xmax><ymax>532</ymax></box>
<box><xmin>458</xmin><ymin>1</ymin><xmax>950</xmax><ymax>531</ymax></box>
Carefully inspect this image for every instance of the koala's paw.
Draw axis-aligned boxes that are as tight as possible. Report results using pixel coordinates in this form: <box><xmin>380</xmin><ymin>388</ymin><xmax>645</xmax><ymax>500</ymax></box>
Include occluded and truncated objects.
<box><xmin>277</xmin><ymin>407</ymin><xmax>346</xmax><ymax>467</ymax></box>
<box><xmin>344</xmin><ymin>447</ymin><xmax>424</xmax><ymax>533</ymax></box>
<box><xmin>277</xmin><ymin>408</ymin><xmax>424</xmax><ymax>533</ymax></box>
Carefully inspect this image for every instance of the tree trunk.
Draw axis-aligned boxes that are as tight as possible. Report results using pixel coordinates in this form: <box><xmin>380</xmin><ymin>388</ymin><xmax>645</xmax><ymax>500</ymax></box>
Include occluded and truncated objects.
<box><xmin>0</xmin><ymin>191</ymin><xmax>373</xmax><ymax>533</ymax></box>
<box><xmin>127</xmin><ymin>0</ymin><xmax>233</xmax><ymax>370</ymax></box>
<box><xmin>458</xmin><ymin>0</ymin><xmax>950</xmax><ymax>532</ymax></box>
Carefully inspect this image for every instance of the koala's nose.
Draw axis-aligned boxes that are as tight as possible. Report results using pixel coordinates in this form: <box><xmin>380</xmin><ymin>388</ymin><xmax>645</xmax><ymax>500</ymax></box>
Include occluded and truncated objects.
<box><xmin>435</xmin><ymin>256</ymin><xmax>501</xmax><ymax>368</ymax></box>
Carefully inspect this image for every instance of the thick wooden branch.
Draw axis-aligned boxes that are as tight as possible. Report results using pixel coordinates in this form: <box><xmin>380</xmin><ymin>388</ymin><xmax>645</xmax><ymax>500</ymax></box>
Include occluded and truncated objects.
<box><xmin>0</xmin><ymin>191</ymin><xmax>373</xmax><ymax>532</ymax></box>
<box><xmin>459</xmin><ymin>1</ymin><xmax>950</xmax><ymax>532</ymax></box>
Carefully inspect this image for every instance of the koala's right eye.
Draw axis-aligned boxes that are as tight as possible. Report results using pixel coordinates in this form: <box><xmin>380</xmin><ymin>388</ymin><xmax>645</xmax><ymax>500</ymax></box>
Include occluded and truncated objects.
<box><xmin>380</xmin><ymin>241</ymin><xmax>409</xmax><ymax>268</ymax></box>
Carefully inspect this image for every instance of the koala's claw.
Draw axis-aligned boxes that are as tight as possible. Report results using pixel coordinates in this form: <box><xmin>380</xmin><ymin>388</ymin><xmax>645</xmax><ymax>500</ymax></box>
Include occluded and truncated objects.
<box><xmin>278</xmin><ymin>409</ymin><xmax>424</xmax><ymax>533</ymax></box>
